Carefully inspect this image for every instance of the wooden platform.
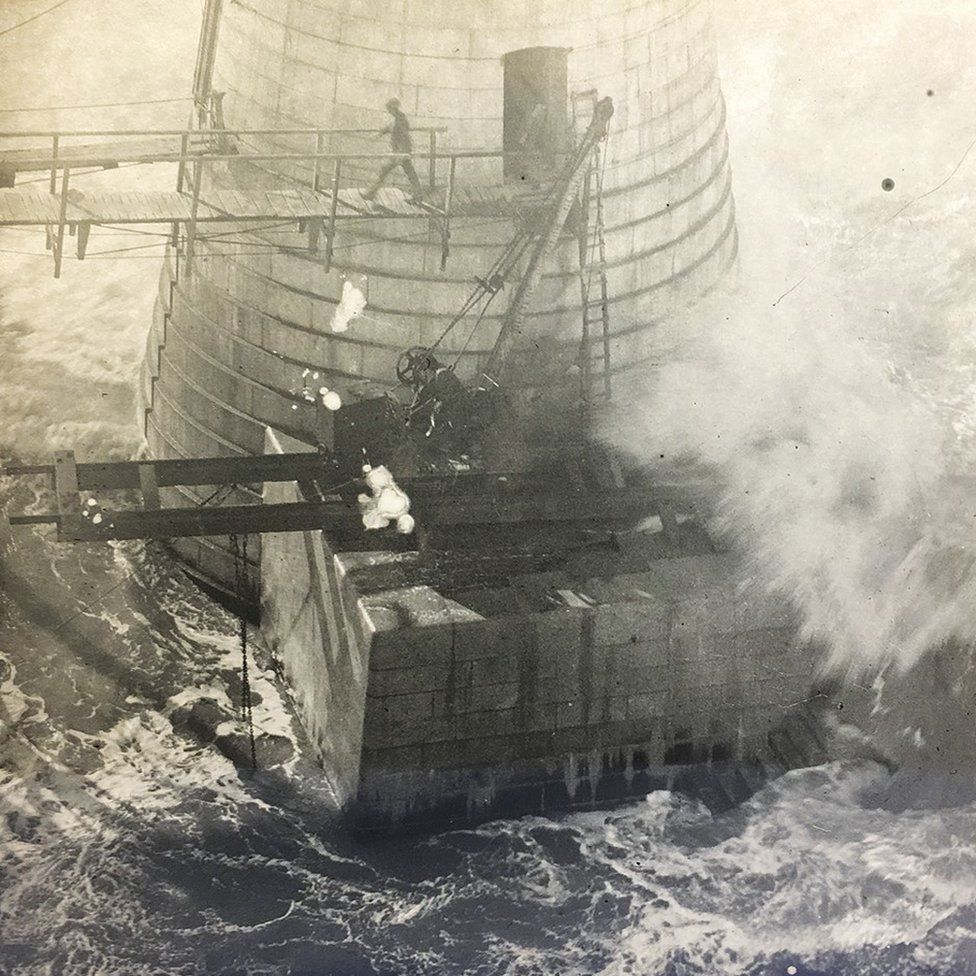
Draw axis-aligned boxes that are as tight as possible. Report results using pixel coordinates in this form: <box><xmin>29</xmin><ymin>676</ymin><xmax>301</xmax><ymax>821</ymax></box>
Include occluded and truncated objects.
<box><xmin>0</xmin><ymin>186</ymin><xmax>411</xmax><ymax>225</ymax></box>
<box><xmin>1</xmin><ymin>448</ymin><xmax>700</xmax><ymax>546</ymax></box>
<box><xmin>0</xmin><ymin>134</ymin><xmax>218</xmax><ymax>176</ymax></box>
<box><xmin>0</xmin><ymin>182</ymin><xmax>549</xmax><ymax>227</ymax></box>
<box><xmin>0</xmin><ymin>127</ymin><xmax>557</xmax><ymax>279</ymax></box>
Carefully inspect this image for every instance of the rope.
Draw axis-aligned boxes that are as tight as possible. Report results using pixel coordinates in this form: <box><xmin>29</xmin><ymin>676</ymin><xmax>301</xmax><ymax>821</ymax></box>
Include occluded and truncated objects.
<box><xmin>428</xmin><ymin>289</ymin><xmax>490</xmax><ymax>353</ymax></box>
<box><xmin>0</xmin><ymin>246</ymin><xmax>336</xmax><ymax>260</ymax></box>
<box><xmin>420</xmin><ymin>169</ymin><xmax>575</xmax><ymax>358</ymax></box>
<box><xmin>0</xmin><ymin>96</ymin><xmax>192</xmax><ymax>112</ymax></box>
<box><xmin>450</xmin><ymin>288</ymin><xmax>501</xmax><ymax>369</ymax></box>
<box><xmin>230</xmin><ymin>531</ymin><xmax>257</xmax><ymax>771</ymax></box>
<box><xmin>197</xmin><ymin>481</ymin><xmax>238</xmax><ymax>509</ymax></box>
<box><xmin>45</xmin><ymin>478</ymin><xmax>239</xmax><ymax>634</ymax></box>
<box><xmin>16</xmin><ymin>162</ymin><xmax>156</xmax><ymax>185</ymax></box>
<box><xmin>427</xmin><ymin>214</ymin><xmax>539</xmax><ymax>355</ymax></box>
<box><xmin>0</xmin><ymin>0</ymin><xmax>80</xmax><ymax>39</ymax></box>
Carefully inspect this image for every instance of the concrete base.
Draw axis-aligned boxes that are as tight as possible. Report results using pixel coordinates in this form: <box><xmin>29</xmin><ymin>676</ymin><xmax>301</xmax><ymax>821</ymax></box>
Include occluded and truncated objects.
<box><xmin>260</xmin><ymin>431</ymin><xmax>825</xmax><ymax>834</ymax></box>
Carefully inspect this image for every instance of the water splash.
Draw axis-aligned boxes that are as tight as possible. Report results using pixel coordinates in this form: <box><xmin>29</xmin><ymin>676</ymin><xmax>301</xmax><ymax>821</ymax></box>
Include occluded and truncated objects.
<box><xmin>330</xmin><ymin>279</ymin><xmax>368</xmax><ymax>334</ymax></box>
<box><xmin>601</xmin><ymin>197</ymin><xmax>976</xmax><ymax>682</ymax></box>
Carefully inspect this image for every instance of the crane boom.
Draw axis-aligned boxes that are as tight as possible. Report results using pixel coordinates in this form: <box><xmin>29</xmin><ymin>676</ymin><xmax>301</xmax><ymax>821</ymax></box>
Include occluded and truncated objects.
<box><xmin>483</xmin><ymin>96</ymin><xmax>614</xmax><ymax>385</ymax></box>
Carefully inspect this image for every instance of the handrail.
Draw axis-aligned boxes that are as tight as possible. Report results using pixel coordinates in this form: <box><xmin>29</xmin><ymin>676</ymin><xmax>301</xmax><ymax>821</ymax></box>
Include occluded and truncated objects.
<box><xmin>10</xmin><ymin>148</ymin><xmax>565</xmax><ymax>168</ymax></box>
<box><xmin>0</xmin><ymin>126</ymin><xmax>449</xmax><ymax>138</ymax></box>
<box><xmin>5</xmin><ymin>131</ymin><xmax>570</xmax><ymax>281</ymax></box>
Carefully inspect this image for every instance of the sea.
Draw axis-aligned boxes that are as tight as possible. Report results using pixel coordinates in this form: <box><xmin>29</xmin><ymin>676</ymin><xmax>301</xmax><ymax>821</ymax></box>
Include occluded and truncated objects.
<box><xmin>2</xmin><ymin>1</ymin><xmax>976</xmax><ymax>973</ymax></box>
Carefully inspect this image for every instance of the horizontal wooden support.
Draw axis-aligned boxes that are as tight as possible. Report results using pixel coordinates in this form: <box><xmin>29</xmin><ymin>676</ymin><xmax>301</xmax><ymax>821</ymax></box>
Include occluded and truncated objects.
<box><xmin>2</xmin><ymin>463</ymin><xmax>51</xmax><ymax>476</ymax></box>
<box><xmin>0</xmin><ymin>187</ymin><xmax>443</xmax><ymax>228</ymax></box>
<box><xmin>410</xmin><ymin>486</ymin><xmax>659</xmax><ymax>526</ymax></box>
<box><xmin>53</xmin><ymin>450</ymin><xmax>81</xmax><ymax>516</ymax></box>
<box><xmin>5</xmin><ymin>445</ymin><xmax>710</xmax><ymax>546</ymax></box>
<box><xmin>12</xmin><ymin>481</ymin><xmax>696</xmax><ymax>542</ymax></box>
<box><xmin>3</xmin><ymin>455</ymin><xmax>701</xmax><ymax>504</ymax></box>
<box><xmin>38</xmin><ymin>491</ymin><xmax>674</xmax><ymax>545</ymax></box>
<box><xmin>58</xmin><ymin>499</ymin><xmax>361</xmax><ymax>542</ymax></box>
<box><xmin>402</xmin><ymin>474</ymin><xmax>705</xmax><ymax>509</ymax></box>
<box><xmin>9</xmin><ymin>513</ymin><xmax>61</xmax><ymax>526</ymax></box>
<box><xmin>2</xmin><ymin>451</ymin><xmax>333</xmax><ymax>490</ymax></box>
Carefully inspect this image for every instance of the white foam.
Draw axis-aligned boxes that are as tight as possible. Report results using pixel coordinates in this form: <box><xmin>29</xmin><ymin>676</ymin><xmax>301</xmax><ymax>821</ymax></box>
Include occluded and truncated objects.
<box><xmin>330</xmin><ymin>279</ymin><xmax>367</xmax><ymax>333</ymax></box>
<box><xmin>563</xmin><ymin>762</ymin><xmax>976</xmax><ymax>974</ymax></box>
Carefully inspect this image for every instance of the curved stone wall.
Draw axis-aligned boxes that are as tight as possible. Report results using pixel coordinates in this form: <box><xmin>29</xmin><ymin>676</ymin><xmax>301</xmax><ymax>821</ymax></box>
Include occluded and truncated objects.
<box><xmin>140</xmin><ymin>0</ymin><xmax>736</xmax><ymax>592</ymax></box>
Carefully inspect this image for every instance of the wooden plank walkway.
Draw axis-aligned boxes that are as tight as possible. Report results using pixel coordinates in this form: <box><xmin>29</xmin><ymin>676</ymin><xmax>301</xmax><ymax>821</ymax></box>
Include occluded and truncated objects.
<box><xmin>0</xmin><ymin>134</ymin><xmax>218</xmax><ymax>174</ymax></box>
<box><xmin>0</xmin><ymin>182</ymin><xmax>550</xmax><ymax>227</ymax></box>
<box><xmin>0</xmin><ymin>187</ymin><xmax>408</xmax><ymax>225</ymax></box>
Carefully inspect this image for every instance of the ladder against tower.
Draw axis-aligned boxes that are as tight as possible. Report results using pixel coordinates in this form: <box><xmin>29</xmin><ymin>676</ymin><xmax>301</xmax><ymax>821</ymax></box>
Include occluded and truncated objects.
<box><xmin>572</xmin><ymin>89</ymin><xmax>613</xmax><ymax>402</ymax></box>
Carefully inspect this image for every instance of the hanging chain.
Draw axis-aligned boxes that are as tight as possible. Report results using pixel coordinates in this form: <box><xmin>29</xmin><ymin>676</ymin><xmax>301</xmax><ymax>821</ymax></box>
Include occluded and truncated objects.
<box><xmin>230</xmin><ymin>532</ymin><xmax>257</xmax><ymax>771</ymax></box>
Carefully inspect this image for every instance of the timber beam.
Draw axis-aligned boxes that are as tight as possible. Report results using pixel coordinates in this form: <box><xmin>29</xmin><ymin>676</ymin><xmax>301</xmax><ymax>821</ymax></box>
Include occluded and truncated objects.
<box><xmin>2</xmin><ymin>451</ymin><xmax>336</xmax><ymax>491</ymax></box>
<box><xmin>51</xmin><ymin>499</ymin><xmax>361</xmax><ymax>542</ymax></box>
<box><xmin>3</xmin><ymin>450</ymin><xmax>702</xmax><ymax>545</ymax></box>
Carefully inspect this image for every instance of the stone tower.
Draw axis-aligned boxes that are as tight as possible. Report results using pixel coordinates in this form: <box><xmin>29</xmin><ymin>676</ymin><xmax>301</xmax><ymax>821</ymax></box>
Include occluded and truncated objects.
<box><xmin>140</xmin><ymin>0</ymin><xmax>736</xmax><ymax>593</ymax></box>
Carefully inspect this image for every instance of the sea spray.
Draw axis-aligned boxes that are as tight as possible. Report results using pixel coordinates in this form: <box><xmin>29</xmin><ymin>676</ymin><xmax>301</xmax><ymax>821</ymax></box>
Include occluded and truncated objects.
<box><xmin>600</xmin><ymin>282</ymin><xmax>976</xmax><ymax>680</ymax></box>
<box><xmin>331</xmin><ymin>279</ymin><xmax>368</xmax><ymax>333</ymax></box>
<box><xmin>0</xmin><ymin>166</ymin><xmax>168</xmax><ymax>461</ymax></box>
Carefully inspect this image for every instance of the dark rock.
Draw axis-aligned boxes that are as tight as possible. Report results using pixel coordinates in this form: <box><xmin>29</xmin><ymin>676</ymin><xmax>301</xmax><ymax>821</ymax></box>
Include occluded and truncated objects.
<box><xmin>215</xmin><ymin>731</ymin><xmax>294</xmax><ymax>768</ymax></box>
<box><xmin>169</xmin><ymin>698</ymin><xmax>226</xmax><ymax>744</ymax></box>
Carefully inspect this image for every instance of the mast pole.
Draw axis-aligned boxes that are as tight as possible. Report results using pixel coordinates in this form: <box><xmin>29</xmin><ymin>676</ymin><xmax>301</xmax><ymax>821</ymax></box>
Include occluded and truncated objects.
<box><xmin>192</xmin><ymin>0</ymin><xmax>225</xmax><ymax>127</ymax></box>
<box><xmin>482</xmin><ymin>98</ymin><xmax>614</xmax><ymax>386</ymax></box>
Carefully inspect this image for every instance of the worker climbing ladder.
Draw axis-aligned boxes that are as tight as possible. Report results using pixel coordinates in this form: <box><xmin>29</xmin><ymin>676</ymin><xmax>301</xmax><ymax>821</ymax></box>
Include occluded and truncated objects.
<box><xmin>572</xmin><ymin>89</ymin><xmax>613</xmax><ymax>402</ymax></box>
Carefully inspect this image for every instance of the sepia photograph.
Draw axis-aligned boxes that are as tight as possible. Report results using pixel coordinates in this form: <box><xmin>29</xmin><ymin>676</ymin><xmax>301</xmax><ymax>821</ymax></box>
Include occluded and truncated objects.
<box><xmin>1</xmin><ymin>0</ymin><xmax>975</xmax><ymax>973</ymax></box>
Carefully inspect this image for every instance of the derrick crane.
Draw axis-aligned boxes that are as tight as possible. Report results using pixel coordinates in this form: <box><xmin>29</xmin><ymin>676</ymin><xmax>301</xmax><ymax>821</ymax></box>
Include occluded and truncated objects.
<box><xmin>393</xmin><ymin>96</ymin><xmax>615</xmax><ymax>458</ymax></box>
<box><xmin>484</xmin><ymin>96</ymin><xmax>614</xmax><ymax>387</ymax></box>
<box><xmin>1</xmin><ymin>97</ymin><xmax>630</xmax><ymax>549</ymax></box>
